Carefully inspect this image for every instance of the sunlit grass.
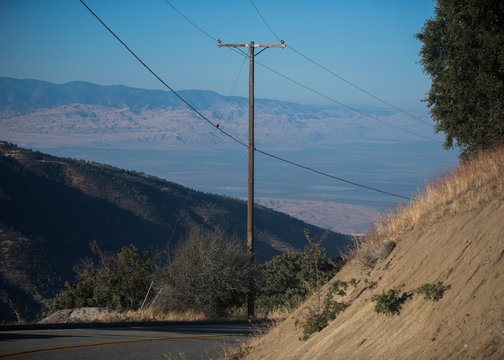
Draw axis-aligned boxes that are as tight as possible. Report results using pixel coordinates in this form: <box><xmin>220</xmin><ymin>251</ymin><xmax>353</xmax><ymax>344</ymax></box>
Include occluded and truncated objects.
<box><xmin>61</xmin><ymin>307</ymin><xmax>290</xmax><ymax>323</ymax></box>
<box><xmin>77</xmin><ymin>308</ymin><xmax>207</xmax><ymax>323</ymax></box>
<box><xmin>349</xmin><ymin>144</ymin><xmax>504</xmax><ymax>268</ymax></box>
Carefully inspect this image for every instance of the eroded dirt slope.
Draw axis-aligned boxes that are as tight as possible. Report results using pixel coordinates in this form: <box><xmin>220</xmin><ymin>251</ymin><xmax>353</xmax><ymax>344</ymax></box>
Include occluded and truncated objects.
<box><xmin>247</xmin><ymin>199</ymin><xmax>504</xmax><ymax>359</ymax></box>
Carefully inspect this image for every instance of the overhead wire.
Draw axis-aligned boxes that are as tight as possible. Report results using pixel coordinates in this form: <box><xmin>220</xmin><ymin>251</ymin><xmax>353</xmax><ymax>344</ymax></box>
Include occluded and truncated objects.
<box><xmin>163</xmin><ymin>0</ymin><xmax>218</xmax><ymax>42</ymax></box>
<box><xmin>79</xmin><ymin>0</ymin><xmax>247</xmax><ymax>149</ymax></box>
<box><xmin>248</xmin><ymin>0</ymin><xmax>282</xmax><ymax>43</ymax></box>
<box><xmin>167</xmin><ymin>53</ymin><xmax>246</xmax><ymax>243</ymax></box>
<box><xmin>248</xmin><ymin>0</ymin><xmax>434</xmax><ymax>128</ymax></box>
<box><xmin>286</xmin><ymin>46</ymin><xmax>433</xmax><ymax>126</ymax></box>
<box><xmin>79</xmin><ymin>0</ymin><xmax>412</xmax><ymax>201</ymax></box>
<box><xmin>255</xmin><ymin>149</ymin><xmax>411</xmax><ymax>200</ymax></box>
<box><xmin>210</xmin><ymin>50</ymin><xmax>250</xmax><ymax>214</ymax></box>
<box><xmin>185</xmin><ymin>33</ymin><xmax>437</xmax><ymax>142</ymax></box>
<box><xmin>164</xmin><ymin>0</ymin><xmax>437</xmax><ymax>142</ymax></box>
<box><xmin>229</xmin><ymin>55</ymin><xmax>247</xmax><ymax>96</ymax></box>
<box><xmin>253</xmin><ymin>58</ymin><xmax>436</xmax><ymax>142</ymax></box>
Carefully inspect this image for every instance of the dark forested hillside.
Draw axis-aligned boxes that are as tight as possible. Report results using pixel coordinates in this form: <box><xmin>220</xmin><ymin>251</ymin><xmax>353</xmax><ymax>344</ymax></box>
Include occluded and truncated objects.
<box><xmin>0</xmin><ymin>141</ymin><xmax>351</xmax><ymax>321</ymax></box>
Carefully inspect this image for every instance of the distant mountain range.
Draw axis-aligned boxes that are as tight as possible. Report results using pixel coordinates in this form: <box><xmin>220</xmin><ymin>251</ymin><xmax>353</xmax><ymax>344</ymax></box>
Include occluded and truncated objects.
<box><xmin>0</xmin><ymin>142</ymin><xmax>351</xmax><ymax>321</ymax></box>
<box><xmin>0</xmin><ymin>77</ymin><xmax>433</xmax><ymax>149</ymax></box>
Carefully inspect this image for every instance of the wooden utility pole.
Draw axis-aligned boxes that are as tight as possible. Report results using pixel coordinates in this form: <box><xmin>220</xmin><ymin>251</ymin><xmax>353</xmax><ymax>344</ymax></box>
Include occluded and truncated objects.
<box><xmin>218</xmin><ymin>40</ymin><xmax>285</xmax><ymax>318</ymax></box>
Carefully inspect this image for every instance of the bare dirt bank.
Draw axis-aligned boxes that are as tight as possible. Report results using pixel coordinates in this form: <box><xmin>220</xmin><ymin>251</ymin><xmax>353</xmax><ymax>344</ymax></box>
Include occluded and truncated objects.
<box><xmin>245</xmin><ymin>147</ymin><xmax>504</xmax><ymax>359</ymax></box>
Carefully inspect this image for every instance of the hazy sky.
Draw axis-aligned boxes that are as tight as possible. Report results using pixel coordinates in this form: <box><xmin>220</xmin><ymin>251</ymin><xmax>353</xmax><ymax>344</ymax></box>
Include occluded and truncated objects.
<box><xmin>1</xmin><ymin>0</ymin><xmax>436</xmax><ymax>110</ymax></box>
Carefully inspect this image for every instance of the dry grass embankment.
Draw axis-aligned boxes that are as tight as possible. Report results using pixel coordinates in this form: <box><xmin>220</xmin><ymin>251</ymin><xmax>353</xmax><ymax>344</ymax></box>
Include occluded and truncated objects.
<box><xmin>351</xmin><ymin>145</ymin><xmax>504</xmax><ymax>269</ymax></box>
<box><xmin>243</xmin><ymin>144</ymin><xmax>504</xmax><ymax>360</ymax></box>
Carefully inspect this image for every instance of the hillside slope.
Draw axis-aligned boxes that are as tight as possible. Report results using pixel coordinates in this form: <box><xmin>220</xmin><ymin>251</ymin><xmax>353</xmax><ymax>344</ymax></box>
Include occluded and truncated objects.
<box><xmin>0</xmin><ymin>142</ymin><xmax>350</xmax><ymax>321</ymax></box>
<box><xmin>246</xmin><ymin>147</ymin><xmax>504</xmax><ymax>359</ymax></box>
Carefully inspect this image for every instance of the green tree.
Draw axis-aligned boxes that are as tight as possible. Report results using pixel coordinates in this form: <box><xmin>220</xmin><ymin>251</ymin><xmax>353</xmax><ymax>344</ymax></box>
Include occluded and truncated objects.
<box><xmin>416</xmin><ymin>0</ymin><xmax>504</xmax><ymax>158</ymax></box>
<box><xmin>42</xmin><ymin>243</ymin><xmax>153</xmax><ymax>316</ymax></box>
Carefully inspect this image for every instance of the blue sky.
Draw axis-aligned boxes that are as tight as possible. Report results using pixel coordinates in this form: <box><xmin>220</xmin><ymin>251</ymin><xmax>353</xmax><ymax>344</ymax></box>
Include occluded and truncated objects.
<box><xmin>1</xmin><ymin>0</ymin><xmax>436</xmax><ymax>110</ymax></box>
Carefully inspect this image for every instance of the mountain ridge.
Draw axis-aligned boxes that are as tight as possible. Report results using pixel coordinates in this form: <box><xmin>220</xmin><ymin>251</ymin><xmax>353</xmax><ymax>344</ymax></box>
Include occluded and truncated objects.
<box><xmin>0</xmin><ymin>77</ymin><xmax>434</xmax><ymax>149</ymax></box>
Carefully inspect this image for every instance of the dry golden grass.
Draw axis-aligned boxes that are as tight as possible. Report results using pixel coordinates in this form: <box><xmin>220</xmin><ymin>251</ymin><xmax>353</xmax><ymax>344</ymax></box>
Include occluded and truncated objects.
<box><xmin>350</xmin><ymin>145</ymin><xmax>504</xmax><ymax>269</ymax></box>
<box><xmin>71</xmin><ymin>308</ymin><xmax>287</xmax><ymax>324</ymax></box>
<box><xmin>53</xmin><ymin>306</ymin><xmax>288</xmax><ymax>324</ymax></box>
<box><xmin>77</xmin><ymin>308</ymin><xmax>207</xmax><ymax>323</ymax></box>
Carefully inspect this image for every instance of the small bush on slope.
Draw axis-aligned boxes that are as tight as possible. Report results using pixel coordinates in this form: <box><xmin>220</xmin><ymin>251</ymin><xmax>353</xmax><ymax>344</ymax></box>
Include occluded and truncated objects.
<box><xmin>416</xmin><ymin>281</ymin><xmax>450</xmax><ymax>301</ymax></box>
<box><xmin>296</xmin><ymin>286</ymin><xmax>348</xmax><ymax>340</ymax></box>
<box><xmin>371</xmin><ymin>286</ymin><xmax>408</xmax><ymax>315</ymax></box>
<box><xmin>371</xmin><ymin>282</ymin><xmax>450</xmax><ymax>315</ymax></box>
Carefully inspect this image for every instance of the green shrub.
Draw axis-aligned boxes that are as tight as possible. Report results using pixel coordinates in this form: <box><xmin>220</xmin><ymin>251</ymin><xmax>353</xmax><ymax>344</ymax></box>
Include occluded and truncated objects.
<box><xmin>256</xmin><ymin>231</ymin><xmax>344</xmax><ymax>315</ymax></box>
<box><xmin>416</xmin><ymin>281</ymin><xmax>449</xmax><ymax>301</ymax></box>
<box><xmin>371</xmin><ymin>286</ymin><xmax>407</xmax><ymax>315</ymax></box>
<box><xmin>364</xmin><ymin>278</ymin><xmax>378</xmax><ymax>289</ymax></box>
<box><xmin>42</xmin><ymin>243</ymin><xmax>153</xmax><ymax>317</ymax></box>
<box><xmin>332</xmin><ymin>280</ymin><xmax>348</xmax><ymax>296</ymax></box>
<box><xmin>349</xmin><ymin>278</ymin><xmax>359</xmax><ymax>287</ymax></box>
<box><xmin>297</xmin><ymin>289</ymin><xmax>348</xmax><ymax>340</ymax></box>
<box><xmin>256</xmin><ymin>251</ymin><xmax>309</xmax><ymax>313</ymax></box>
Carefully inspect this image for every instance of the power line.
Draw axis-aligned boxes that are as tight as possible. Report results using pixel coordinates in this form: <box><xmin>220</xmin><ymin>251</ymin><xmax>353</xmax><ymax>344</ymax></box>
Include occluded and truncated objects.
<box><xmin>287</xmin><ymin>46</ymin><xmax>433</xmax><ymax>127</ymax></box>
<box><xmin>230</xmin><ymin>44</ymin><xmax>437</xmax><ymax>141</ymax></box>
<box><xmin>248</xmin><ymin>0</ymin><xmax>282</xmax><ymax>43</ymax></box>
<box><xmin>229</xmin><ymin>54</ymin><xmax>247</xmax><ymax>96</ymax></box>
<box><xmin>255</xmin><ymin>149</ymin><xmax>411</xmax><ymax>200</ymax></box>
<box><xmin>79</xmin><ymin>0</ymin><xmax>412</xmax><ymax>201</ymax></box>
<box><xmin>253</xmin><ymin>58</ymin><xmax>438</xmax><ymax>142</ymax></box>
<box><xmin>163</xmin><ymin>0</ymin><xmax>436</xmax><ymax>142</ymax></box>
<box><xmin>248</xmin><ymin>0</ymin><xmax>434</xmax><ymax>128</ymax></box>
<box><xmin>163</xmin><ymin>0</ymin><xmax>218</xmax><ymax>42</ymax></box>
<box><xmin>79</xmin><ymin>0</ymin><xmax>247</xmax><ymax>149</ymax></box>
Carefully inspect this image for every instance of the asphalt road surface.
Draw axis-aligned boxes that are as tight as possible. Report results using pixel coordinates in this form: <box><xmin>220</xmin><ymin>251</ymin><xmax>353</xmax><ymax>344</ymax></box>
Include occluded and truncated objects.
<box><xmin>0</xmin><ymin>322</ymin><xmax>263</xmax><ymax>360</ymax></box>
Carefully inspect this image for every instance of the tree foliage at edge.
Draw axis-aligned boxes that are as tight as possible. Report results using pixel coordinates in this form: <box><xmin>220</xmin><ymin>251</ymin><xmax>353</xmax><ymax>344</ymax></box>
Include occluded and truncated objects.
<box><xmin>416</xmin><ymin>0</ymin><xmax>504</xmax><ymax>158</ymax></box>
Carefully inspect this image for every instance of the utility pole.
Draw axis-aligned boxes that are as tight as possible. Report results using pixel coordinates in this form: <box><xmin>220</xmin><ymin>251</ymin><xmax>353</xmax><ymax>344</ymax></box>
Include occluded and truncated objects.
<box><xmin>218</xmin><ymin>40</ymin><xmax>285</xmax><ymax>319</ymax></box>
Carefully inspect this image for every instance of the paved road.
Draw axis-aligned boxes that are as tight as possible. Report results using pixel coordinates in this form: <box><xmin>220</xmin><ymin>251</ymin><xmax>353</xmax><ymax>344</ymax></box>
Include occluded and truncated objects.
<box><xmin>0</xmin><ymin>322</ymin><xmax>263</xmax><ymax>360</ymax></box>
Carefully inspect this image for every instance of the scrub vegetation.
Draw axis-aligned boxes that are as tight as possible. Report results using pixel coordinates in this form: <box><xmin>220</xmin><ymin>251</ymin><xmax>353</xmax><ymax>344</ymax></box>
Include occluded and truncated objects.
<box><xmin>40</xmin><ymin>229</ymin><xmax>344</xmax><ymax>321</ymax></box>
